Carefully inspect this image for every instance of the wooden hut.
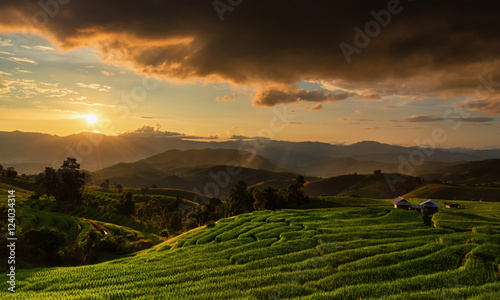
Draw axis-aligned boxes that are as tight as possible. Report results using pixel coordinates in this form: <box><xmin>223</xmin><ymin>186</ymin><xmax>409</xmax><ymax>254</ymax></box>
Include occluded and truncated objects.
<box><xmin>445</xmin><ymin>202</ymin><xmax>459</xmax><ymax>208</ymax></box>
<box><xmin>420</xmin><ymin>199</ymin><xmax>440</xmax><ymax>214</ymax></box>
<box><xmin>391</xmin><ymin>197</ymin><xmax>412</xmax><ymax>209</ymax></box>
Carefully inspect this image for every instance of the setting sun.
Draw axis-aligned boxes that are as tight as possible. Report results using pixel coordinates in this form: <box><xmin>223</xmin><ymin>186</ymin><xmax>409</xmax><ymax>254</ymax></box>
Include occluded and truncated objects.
<box><xmin>84</xmin><ymin>114</ymin><xmax>98</xmax><ymax>124</ymax></box>
<box><xmin>0</xmin><ymin>1</ymin><xmax>499</xmax><ymax>298</ymax></box>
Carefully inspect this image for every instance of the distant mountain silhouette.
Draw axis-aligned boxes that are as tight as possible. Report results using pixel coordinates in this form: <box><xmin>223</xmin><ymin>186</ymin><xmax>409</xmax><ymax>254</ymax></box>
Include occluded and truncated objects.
<box><xmin>1</xmin><ymin>131</ymin><xmax>499</xmax><ymax>176</ymax></box>
<box><xmin>91</xmin><ymin>149</ymin><xmax>292</xmax><ymax>196</ymax></box>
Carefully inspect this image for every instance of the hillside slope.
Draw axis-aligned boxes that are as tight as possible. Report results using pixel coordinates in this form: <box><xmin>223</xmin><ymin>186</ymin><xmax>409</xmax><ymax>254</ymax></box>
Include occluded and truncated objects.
<box><xmin>93</xmin><ymin>163</ymin><xmax>296</xmax><ymax>196</ymax></box>
<box><xmin>92</xmin><ymin>148</ymin><xmax>279</xmax><ymax>181</ymax></box>
<box><xmin>2</xmin><ymin>207</ymin><xmax>499</xmax><ymax>299</ymax></box>
<box><xmin>418</xmin><ymin>159</ymin><xmax>500</xmax><ymax>184</ymax></box>
<box><xmin>304</xmin><ymin>173</ymin><xmax>423</xmax><ymax>199</ymax></box>
<box><xmin>404</xmin><ymin>183</ymin><xmax>500</xmax><ymax>201</ymax></box>
<box><xmin>4</xmin><ymin>130</ymin><xmax>499</xmax><ymax>175</ymax></box>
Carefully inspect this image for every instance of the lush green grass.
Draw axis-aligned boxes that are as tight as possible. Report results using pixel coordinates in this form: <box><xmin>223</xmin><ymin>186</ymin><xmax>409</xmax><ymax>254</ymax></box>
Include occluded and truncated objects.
<box><xmin>405</xmin><ymin>183</ymin><xmax>500</xmax><ymax>202</ymax></box>
<box><xmin>1</xmin><ymin>203</ymin><xmax>499</xmax><ymax>299</ymax></box>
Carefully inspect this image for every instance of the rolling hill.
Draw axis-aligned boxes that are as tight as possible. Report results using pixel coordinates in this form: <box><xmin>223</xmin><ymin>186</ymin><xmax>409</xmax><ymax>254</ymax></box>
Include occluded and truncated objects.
<box><xmin>404</xmin><ymin>183</ymin><xmax>500</xmax><ymax>202</ymax></box>
<box><xmin>299</xmin><ymin>157</ymin><xmax>397</xmax><ymax>177</ymax></box>
<box><xmin>92</xmin><ymin>165</ymin><xmax>296</xmax><ymax>197</ymax></box>
<box><xmin>91</xmin><ymin>149</ymin><xmax>296</xmax><ymax>196</ymax></box>
<box><xmin>3</xmin><ymin>130</ymin><xmax>500</xmax><ymax>176</ymax></box>
<box><xmin>2</xmin><ymin>205</ymin><xmax>499</xmax><ymax>299</ymax></box>
<box><xmin>304</xmin><ymin>173</ymin><xmax>424</xmax><ymax>199</ymax></box>
<box><xmin>418</xmin><ymin>159</ymin><xmax>500</xmax><ymax>184</ymax></box>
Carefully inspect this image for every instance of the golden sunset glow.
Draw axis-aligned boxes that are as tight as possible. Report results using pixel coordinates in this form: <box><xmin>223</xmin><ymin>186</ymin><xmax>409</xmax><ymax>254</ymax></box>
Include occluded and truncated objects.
<box><xmin>83</xmin><ymin>114</ymin><xmax>98</xmax><ymax>124</ymax></box>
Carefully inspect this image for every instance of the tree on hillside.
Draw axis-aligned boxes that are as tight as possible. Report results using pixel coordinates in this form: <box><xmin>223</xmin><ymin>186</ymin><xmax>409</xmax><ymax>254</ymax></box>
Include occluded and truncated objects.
<box><xmin>5</xmin><ymin>167</ymin><xmax>17</xmax><ymax>179</ymax></box>
<box><xmin>262</xmin><ymin>187</ymin><xmax>284</xmax><ymax>210</ymax></box>
<box><xmin>252</xmin><ymin>189</ymin><xmax>267</xmax><ymax>211</ymax></box>
<box><xmin>226</xmin><ymin>181</ymin><xmax>254</xmax><ymax>216</ymax></box>
<box><xmin>197</xmin><ymin>197</ymin><xmax>225</xmax><ymax>224</ymax></box>
<box><xmin>0</xmin><ymin>164</ymin><xmax>3</xmax><ymax>177</ymax></box>
<box><xmin>36</xmin><ymin>167</ymin><xmax>58</xmax><ymax>199</ymax></box>
<box><xmin>115</xmin><ymin>183</ymin><xmax>123</xmax><ymax>193</ymax></box>
<box><xmin>100</xmin><ymin>179</ymin><xmax>110</xmax><ymax>189</ymax></box>
<box><xmin>55</xmin><ymin>158</ymin><xmax>89</xmax><ymax>203</ymax></box>
<box><xmin>282</xmin><ymin>175</ymin><xmax>308</xmax><ymax>207</ymax></box>
<box><xmin>116</xmin><ymin>191</ymin><xmax>135</xmax><ymax>215</ymax></box>
<box><xmin>165</xmin><ymin>211</ymin><xmax>183</xmax><ymax>231</ymax></box>
<box><xmin>20</xmin><ymin>228</ymin><xmax>66</xmax><ymax>266</ymax></box>
<box><xmin>36</xmin><ymin>158</ymin><xmax>88</xmax><ymax>203</ymax></box>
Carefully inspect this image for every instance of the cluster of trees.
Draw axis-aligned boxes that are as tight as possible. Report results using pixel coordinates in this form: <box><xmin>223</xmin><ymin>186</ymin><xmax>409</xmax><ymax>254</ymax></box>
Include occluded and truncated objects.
<box><xmin>29</xmin><ymin>158</ymin><xmax>308</xmax><ymax>246</ymax></box>
<box><xmin>0</xmin><ymin>165</ymin><xmax>18</xmax><ymax>178</ymax></box>
<box><xmin>226</xmin><ymin>176</ymin><xmax>309</xmax><ymax>216</ymax></box>
<box><xmin>113</xmin><ymin>176</ymin><xmax>308</xmax><ymax>234</ymax></box>
<box><xmin>35</xmin><ymin>158</ymin><xmax>90</xmax><ymax>203</ymax></box>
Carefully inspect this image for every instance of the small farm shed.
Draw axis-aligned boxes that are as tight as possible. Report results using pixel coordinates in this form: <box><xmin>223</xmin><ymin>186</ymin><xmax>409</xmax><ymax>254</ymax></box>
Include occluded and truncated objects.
<box><xmin>445</xmin><ymin>202</ymin><xmax>459</xmax><ymax>208</ymax></box>
<box><xmin>391</xmin><ymin>197</ymin><xmax>412</xmax><ymax>209</ymax></box>
<box><xmin>420</xmin><ymin>199</ymin><xmax>440</xmax><ymax>214</ymax></box>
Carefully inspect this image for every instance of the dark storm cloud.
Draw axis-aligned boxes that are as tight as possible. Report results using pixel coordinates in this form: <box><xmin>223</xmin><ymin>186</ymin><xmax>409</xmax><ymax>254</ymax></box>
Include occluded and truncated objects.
<box><xmin>0</xmin><ymin>0</ymin><xmax>499</xmax><ymax>109</ymax></box>
<box><xmin>253</xmin><ymin>88</ymin><xmax>354</xmax><ymax>106</ymax></box>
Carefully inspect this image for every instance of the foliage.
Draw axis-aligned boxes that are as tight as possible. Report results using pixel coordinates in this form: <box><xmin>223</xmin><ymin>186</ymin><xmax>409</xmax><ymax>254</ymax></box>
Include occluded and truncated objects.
<box><xmin>116</xmin><ymin>191</ymin><xmax>135</xmax><ymax>215</ymax></box>
<box><xmin>36</xmin><ymin>158</ymin><xmax>89</xmax><ymax>203</ymax></box>
<box><xmin>2</xmin><ymin>206</ymin><xmax>500</xmax><ymax>299</ymax></box>
<box><xmin>226</xmin><ymin>181</ymin><xmax>254</xmax><ymax>216</ymax></box>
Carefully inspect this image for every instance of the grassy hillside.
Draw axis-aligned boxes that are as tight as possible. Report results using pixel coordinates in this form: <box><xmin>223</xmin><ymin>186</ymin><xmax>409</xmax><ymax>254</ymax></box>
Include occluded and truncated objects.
<box><xmin>0</xmin><ymin>180</ymin><xmax>164</xmax><ymax>268</ymax></box>
<box><xmin>299</xmin><ymin>157</ymin><xmax>397</xmax><ymax>178</ymax></box>
<box><xmin>304</xmin><ymin>173</ymin><xmax>423</xmax><ymax>199</ymax></box>
<box><xmin>405</xmin><ymin>183</ymin><xmax>500</xmax><ymax>202</ymax></box>
<box><xmin>304</xmin><ymin>174</ymin><xmax>366</xmax><ymax>196</ymax></box>
<box><xmin>2</xmin><ymin>201</ymin><xmax>499</xmax><ymax>299</ymax></box>
<box><xmin>418</xmin><ymin>159</ymin><xmax>500</xmax><ymax>184</ymax></box>
<box><xmin>91</xmin><ymin>148</ymin><xmax>282</xmax><ymax>186</ymax></box>
<box><xmin>92</xmin><ymin>164</ymin><xmax>298</xmax><ymax>196</ymax></box>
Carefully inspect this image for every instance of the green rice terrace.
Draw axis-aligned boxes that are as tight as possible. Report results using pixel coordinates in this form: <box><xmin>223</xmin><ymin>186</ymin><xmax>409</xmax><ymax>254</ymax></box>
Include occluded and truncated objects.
<box><xmin>1</xmin><ymin>196</ymin><xmax>500</xmax><ymax>299</ymax></box>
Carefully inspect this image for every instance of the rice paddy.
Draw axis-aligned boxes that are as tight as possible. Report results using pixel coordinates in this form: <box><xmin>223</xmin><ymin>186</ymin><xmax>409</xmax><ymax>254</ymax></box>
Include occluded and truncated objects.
<box><xmin>2</xmin><ymin>204</ymin><xmax>499</xmax><ymax>299</ymax></box>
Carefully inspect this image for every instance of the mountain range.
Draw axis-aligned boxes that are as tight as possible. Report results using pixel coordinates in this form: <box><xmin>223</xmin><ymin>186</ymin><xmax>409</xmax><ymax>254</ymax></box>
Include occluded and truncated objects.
<box><xmin>1</xmin><ymin>131</ymin><xmax>500</xmax><ymax>179</ymax></box>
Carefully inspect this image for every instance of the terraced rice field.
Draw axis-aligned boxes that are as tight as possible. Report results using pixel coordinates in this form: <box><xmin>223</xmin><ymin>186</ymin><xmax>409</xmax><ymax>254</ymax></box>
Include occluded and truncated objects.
<box><xmin>2</xmin><ymin>207</ymin><xmax>499</xmax><ymax>299</ymax></box>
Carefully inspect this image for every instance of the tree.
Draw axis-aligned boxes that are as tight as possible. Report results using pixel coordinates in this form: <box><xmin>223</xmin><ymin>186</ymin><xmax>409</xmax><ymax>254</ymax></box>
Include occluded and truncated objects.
<box><xmin>283</xmin><ymin>175</ymin><xmax>308</xmax><ymax>207</ymax></box>
<box><xmin>55</xmin><ymin>158</ymin><xmax>88</xmax><ymax>203</ymax></box>
<box><xmin>5</xmin><ymin>167</ymin><xmax>17</xmax><ymax>179</ymax></box>
<box><xmin>165</xmin><ymin>211</ymin><xmax>183</xmax><ymax>231</ymax></box>
<box><xmin>137</xmin><ymin>198</ymin><xmax>162</xmax><ymax>221</ymax></box>
<box><xmin>20</xmin><ymin>228</ymin><xmax>66</xmax><ymax>266</ymax></box>
<box><xmin>0</xmin><ymin>164</ymin><xmax>3</xmax><ymax>176</ymax></box>
<box><xmin>116</xmin><ymin>191</ymin><xmax>135</xmax><ymax>215</ymax></box>
<box><xmin>36</xmin><ymin>167</ymin><xmax>58</xmax><ymax>199</ymax></box>
<box><xmin>115</xmin><ymin>183</ymin><xmax>123</xmax><ymax>193</ymax></box>
<box><xmin>226</xmin><ymin>181</ymin><xmax>254</xmax><ymax>216</ymax></box>
<box><xmin>100</xmin><ymin>179</ymin><xmax>110</xmax><ymax>189</ymax></box>
<box><xmin>262</xmin><ymin>187</ymin><xmax>284</xmax><ymax>210</ymax></box>
<box><xmin>252</xmin><ymin>189</ymin><xmax>267</xmax><ymax>211</ymax></box>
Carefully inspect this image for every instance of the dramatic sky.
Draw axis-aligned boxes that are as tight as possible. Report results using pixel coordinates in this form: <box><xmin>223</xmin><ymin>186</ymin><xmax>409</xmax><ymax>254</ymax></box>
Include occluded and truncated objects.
<box><xmin>0</xmin><ymin>0</ymin><xmax>499</xmax><ymax>148</ymax></box>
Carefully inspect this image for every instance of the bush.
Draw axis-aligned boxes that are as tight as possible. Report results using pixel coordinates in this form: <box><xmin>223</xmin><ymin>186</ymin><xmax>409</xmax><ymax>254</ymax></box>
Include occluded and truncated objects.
<box><xmin>206</xmin><ymin>220</ymin><xmax>216</xmax><ymax>228</ymax></box>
